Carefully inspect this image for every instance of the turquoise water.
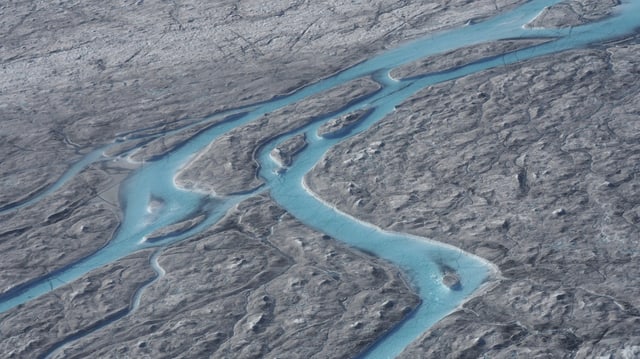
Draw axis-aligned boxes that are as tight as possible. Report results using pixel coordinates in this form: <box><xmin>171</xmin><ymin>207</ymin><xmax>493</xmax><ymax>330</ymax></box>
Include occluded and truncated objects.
<box><xmin>2</xmin><ymin>1</ymin><xmax>639</xmax><ymax>358</ymax></box>
<box><xmin>0</xmin><ymin>146</ymin><xmax>108</xmax><ymax>213</ymax></box>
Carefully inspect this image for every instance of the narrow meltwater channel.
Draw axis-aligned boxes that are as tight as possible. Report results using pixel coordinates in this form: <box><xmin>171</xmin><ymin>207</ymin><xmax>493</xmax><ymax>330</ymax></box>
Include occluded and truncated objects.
<box><xmin>41</xmin><ymin>250</ymin><xmax>168</xmax><ymax>359</ymax></box>
<box><xmin>1</xmin><ymin>1</ymin><xmax>639</xmax><ymax>358</ymax></box>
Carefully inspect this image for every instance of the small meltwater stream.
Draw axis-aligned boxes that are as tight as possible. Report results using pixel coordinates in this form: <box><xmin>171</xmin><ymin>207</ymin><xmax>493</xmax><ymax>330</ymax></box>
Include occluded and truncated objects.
<box><xmin>1</xmin><ymin>1</ymin><xmax>639</xmax><ymax>358</ymax></box>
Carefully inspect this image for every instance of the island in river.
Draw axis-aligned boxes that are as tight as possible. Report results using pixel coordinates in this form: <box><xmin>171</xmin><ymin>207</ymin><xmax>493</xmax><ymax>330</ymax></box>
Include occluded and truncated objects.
<box><xmin>1</xmin><ymin>0</ymin><xmax>639</xmax><ymax>358</ymax></box>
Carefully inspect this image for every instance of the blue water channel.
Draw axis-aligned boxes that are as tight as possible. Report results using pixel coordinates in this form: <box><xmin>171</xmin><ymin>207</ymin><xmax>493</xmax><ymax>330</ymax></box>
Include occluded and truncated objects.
<box><xmin>2</xmin><ymin>1</ymin><xmax>639</xmax><ymax>357</ymax></box>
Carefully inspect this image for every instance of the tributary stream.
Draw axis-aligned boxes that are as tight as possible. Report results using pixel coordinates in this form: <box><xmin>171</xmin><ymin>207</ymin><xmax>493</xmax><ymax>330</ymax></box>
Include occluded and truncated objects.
<box><xmin>1</xmin><ymin>1</ymin><xmax>639</xmax><ymax>358</ymax></box>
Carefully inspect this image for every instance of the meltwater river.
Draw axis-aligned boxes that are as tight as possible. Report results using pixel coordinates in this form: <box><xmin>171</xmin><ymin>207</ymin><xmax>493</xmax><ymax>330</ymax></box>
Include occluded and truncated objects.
<box><xmin>1</xmin><ymin>1</ymin><xmax>639</xmax><ymax>358</ymax></box>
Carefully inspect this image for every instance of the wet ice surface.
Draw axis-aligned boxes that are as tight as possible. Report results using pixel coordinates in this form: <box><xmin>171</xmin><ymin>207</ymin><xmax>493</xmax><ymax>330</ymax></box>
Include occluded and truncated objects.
<box><xmin>1</xmin><ymin>0</ymin><xmax>639</xmax><ymax>358</ymax></box>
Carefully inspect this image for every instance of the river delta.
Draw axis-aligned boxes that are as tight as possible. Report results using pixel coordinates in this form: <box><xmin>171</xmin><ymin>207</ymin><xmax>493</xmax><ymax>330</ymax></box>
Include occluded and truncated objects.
<box><xmin>1</xmin><ymin>0</ymin><xmax>639</xmax><ymax>358</ymax></box>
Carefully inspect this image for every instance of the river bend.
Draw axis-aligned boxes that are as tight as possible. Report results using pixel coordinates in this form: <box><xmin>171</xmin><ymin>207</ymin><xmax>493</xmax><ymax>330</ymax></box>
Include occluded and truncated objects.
<box><xmin>1</xmin><ymin>1</ymin><xmax>639</xmax><ymax>358</ymax></box>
